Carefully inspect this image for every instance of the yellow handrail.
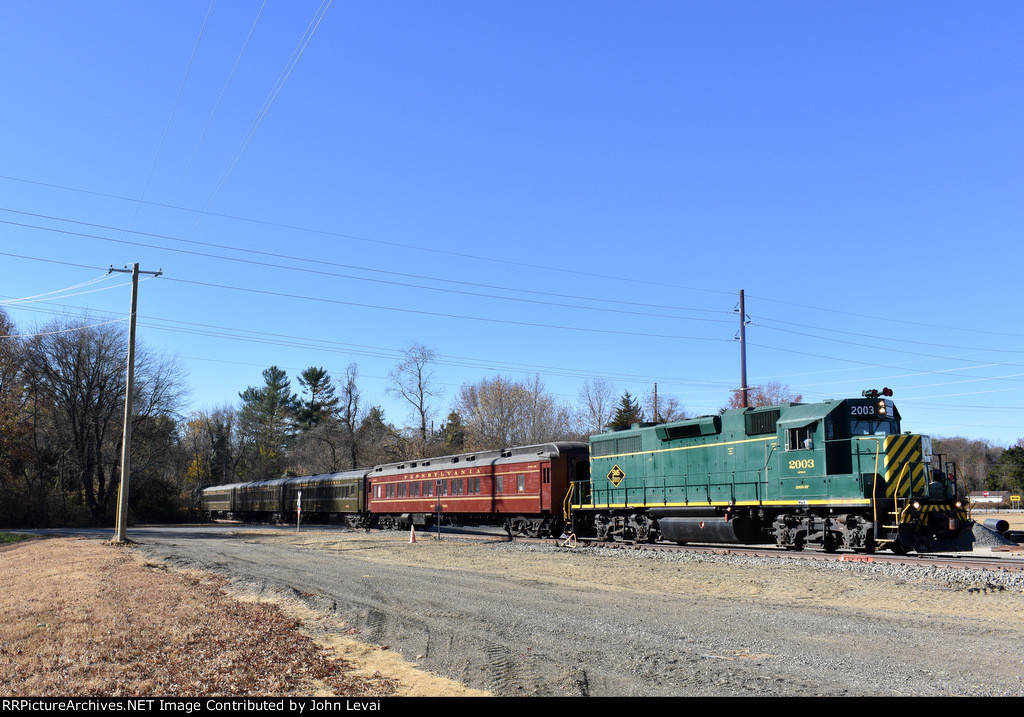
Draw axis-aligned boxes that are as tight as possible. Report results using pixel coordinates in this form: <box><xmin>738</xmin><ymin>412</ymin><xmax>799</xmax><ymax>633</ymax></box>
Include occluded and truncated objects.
<box><xmin>866</xmin><ymin>438</ymin><xmax>882</xmax><ymax>530</ymax></box>
<box><xmin>893</xmin><ymin>462</ymin><xmax>914</xmax><ymax>523</ymax></box>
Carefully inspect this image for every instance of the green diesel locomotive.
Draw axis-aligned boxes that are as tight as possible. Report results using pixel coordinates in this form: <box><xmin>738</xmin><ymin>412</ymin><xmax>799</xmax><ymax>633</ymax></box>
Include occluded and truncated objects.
<box><xmin>569</xmin><ymin>391</ymin><xmax>972</xmax><ymax>553</ymax></box>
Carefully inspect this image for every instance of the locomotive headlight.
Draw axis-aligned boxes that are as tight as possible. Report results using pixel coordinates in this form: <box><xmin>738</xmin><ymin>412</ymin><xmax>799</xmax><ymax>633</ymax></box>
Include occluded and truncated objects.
<box><xmin>912</xmin><ymin>501</ymin><xmax>921</xmax><ymax>510</ymax></box>
<box><xmin>955</xmin><ymin>501</ymin><xmax>962</xmax><ymax>508</ymax></box>
<box><xmin>877</xmin><ymin>400</ymin><xmax>887</xmax><ymax>416</ymax></box>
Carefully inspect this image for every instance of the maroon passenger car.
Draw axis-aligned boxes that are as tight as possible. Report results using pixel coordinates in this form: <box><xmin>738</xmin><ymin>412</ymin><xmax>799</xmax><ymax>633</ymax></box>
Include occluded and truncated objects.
<box><xmin>367</xmin><ymin>441</ymin><xmax>589</xmax><ymax>537</ymax></box>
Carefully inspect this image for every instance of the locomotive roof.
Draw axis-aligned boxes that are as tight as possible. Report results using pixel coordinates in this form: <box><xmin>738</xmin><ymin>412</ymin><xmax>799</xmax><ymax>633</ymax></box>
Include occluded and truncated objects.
<box><xmin>594</xmin><ymin>398</ymin><xmax>876</xmax><ymax>439</ymax></box>
<box><xmin>748</xmin><ymin>401</ymin><xmax>830</xmax><ymax>426</ymax></box>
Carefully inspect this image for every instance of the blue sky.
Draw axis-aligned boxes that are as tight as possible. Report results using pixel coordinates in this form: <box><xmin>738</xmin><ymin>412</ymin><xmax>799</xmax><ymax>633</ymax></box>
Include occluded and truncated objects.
<box><xmin>1</xmin><ymin>1</ymin><xmax>1022</xmax><ymax>446</ymax></box>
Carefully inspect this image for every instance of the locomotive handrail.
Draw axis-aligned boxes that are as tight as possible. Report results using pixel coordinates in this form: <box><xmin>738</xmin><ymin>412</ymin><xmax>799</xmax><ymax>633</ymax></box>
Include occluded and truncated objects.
<box><xmin>863</xmin><ymin>437</ymin><xmax>883</xmax><ymax>531</ymax></box>
<box><xmin>763</xmin><ymin>442</ymin><xmax>777</xmax><ymax>472</ymax></box>
<box><xmin>893</xmin><ymin>460</ymin><xmax>912</xmax><ymax>500</ymax></box>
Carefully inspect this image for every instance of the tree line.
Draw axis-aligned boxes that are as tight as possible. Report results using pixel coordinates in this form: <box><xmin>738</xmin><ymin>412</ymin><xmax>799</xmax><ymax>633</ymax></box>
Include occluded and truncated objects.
<box><xmin>3</xmin><ymin>309</ymin><xmax>1020</xmax><ymax>528</ymax></box>
<box><xmin>0</xmin><ymin>311</ymin><xmax>185</xmax><ymax>527</ymax></box>
<box><xmin>0</xmin><ymin>316</ymin><xmax>688</xmax><ymax>527</ymax></box>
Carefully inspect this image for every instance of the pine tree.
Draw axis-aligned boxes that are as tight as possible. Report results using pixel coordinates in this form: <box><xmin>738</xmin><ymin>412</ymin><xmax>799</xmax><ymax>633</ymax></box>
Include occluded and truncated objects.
<box><xmin>608</xmin><ymin>390</ymin><xmax>644</xmax><ymax>430</ymax></box>
<box><xmin>436</xmin><ymin>410</ymin><xmax>467</xmax><ymax>452</ymax></box>
<box><xmin>238</xmin><ymin>366</ymin><xmax>298</xmax><ymax>479</ymax></box>
<box><xmin>296</xmin><ymin>366</ymin><xmax>339</xmax><ymax>430</ymax></box>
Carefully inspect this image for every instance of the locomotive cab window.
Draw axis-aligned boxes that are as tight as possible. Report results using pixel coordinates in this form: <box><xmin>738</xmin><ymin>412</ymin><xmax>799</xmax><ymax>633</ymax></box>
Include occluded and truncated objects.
<box><xmin>850</xmin><ymin>418</ymin><xmax>896</xmax><ymax>436</ymax></box>
<box><xmin>787</xmin><ymin>423</ymin><xmax>816</xmax><ymax>451</ymax></box>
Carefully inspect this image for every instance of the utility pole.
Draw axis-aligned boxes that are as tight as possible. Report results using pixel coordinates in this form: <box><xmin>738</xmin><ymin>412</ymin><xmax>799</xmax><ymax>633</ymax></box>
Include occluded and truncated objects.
<box><xmin>738</xmin><ymin>289</ymin><xmax>749</xmax><ymax>408</ymax></box>
<box><xmin>110</xmin><ymin>263</ymin><xmax>162</xmax><ymax>544</ymax></box>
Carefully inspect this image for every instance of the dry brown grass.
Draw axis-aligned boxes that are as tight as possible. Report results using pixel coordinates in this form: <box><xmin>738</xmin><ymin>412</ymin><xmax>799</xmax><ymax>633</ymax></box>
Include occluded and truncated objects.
<box><xmin>974</xmin><ymin>509</ymin><xmax>1024</xmax><ymax>530</ymax></box>
<box><xmin>0</xmin><ymin>537</ymin><xmax>399</xmax><ymax>697</ymax></box>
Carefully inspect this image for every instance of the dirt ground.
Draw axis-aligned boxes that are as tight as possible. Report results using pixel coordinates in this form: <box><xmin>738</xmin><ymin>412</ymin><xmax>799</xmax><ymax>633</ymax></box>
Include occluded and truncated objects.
<box><xmin>237</xmin><ymin>526</ymin><xmax>1024</xmax><ymax>627</ymax></box>
<box><xmin>0</xmin><ymin>536</ymin><xmax>485</xmax><ymax>697</ymax></box>
<box><xmin>973</xmin><ymin>509</ymin><xmax>1024</xmax><ymax>530</ymax></box>
<box><xmin>4</xmin><ymin>511</ymin><xmax>1024</xmax><ymax>697</ymax></box>
<box><xmin>135</xmin><ymin>522</ymin><xmax>1024</xmax><ymax>696</ymax></box>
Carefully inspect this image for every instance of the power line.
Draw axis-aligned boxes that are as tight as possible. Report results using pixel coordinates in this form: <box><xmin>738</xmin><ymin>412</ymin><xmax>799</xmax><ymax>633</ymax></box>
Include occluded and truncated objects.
<box><xmin>8</xmin><ymin>250</ymin><xmax>1024</xmax><ymax>400</ymax></box>
<box><xmin>0</xmin><ymin>172</ymin><xmax>736</xmax><ymax>298</ymax></box>
<box><xmin>1</xmin><ymin>317</ymin><xmax>128</xmax><ymax>340</ymax></box>
<box><xmin>0</xmin><ymin>273</ymin><xmax>119</xmax><ymax>306</ymax></box>
<box><xmin>6</xmin><ymin>296</ymin><xmax>737</xmax><ymax>394</ymax></box>
<box><xmin>146</xmin><ymin>0</ymin><xmax>268</xmax><ymax>255</ymax></box>
<box><xmin>754</xmin><ymin>316</ymin><xmax>1024</xmax><ymax>357</ymax></box>
<box><xmin>747</xmin><ymin>290</ymin><xmax>1021</xmax><ymax>339</ymax></box>
<box><xmin>124</xmin><ymin>0</ymin><xmax>216</xmax><ymax>241</ymax></box>
<box><xmin>164</xmin><ymin>275</ymin><xmax>735</xmax><ymax>344</ymax></box>
<box><xmin>3</xmin><ymin>170</ymin><xmax>1011</xmax><ymax>344</ymax></box>
<box><xmin>0</xmin><ymin>207</ymin><xmax>735</xmax><ymax>320</ymax></box>
<box><xmin>171</xmin><ymin>0</ymin><xmax>334</xmax><ymax>262</ymax></box>
<box><xmin>747</xmin><ymin>340</ymin><xmax>1024</xmax><ymax>384</ymax></box>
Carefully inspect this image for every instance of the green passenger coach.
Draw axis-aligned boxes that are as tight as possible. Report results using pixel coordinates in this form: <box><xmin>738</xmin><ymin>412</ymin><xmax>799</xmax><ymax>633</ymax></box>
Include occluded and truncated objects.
<box><xmin>570</xmin><ymin>391</ymin><xmax>972</xmax><ymax>554</ymax></box>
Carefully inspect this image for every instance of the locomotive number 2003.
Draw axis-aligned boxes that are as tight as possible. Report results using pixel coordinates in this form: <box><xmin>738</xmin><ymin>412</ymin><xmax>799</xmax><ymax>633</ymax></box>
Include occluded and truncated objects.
<box><xmin>850</xmin><ymin>405</ymin><xmax>876</xmax><ymax>416</ymax></box>
<box><xmin>789</xmin><ymin>458</ymin><xmax>815</xmax><ymax>470</ymax></box>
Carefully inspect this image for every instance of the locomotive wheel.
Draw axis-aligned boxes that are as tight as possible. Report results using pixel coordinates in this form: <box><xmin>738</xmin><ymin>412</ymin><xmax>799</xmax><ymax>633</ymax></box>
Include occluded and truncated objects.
<box><xmin>853</xmin><ymin>535</ymin><xmax>876</xmax><ymax>554</ymax></box>
<box><xmin>822</xmin><ymin>531</ymin><xmax>840</xmax><ymax>553</ymax></box>
<box><xmin>545</xmin><ymin>518</ymin><xmax>566</xmax><ymax>539</ymax></box>
<box><xmin>785</xmin><ymin>535</ymin><xmax>806</xmax><ymax>552</ymax></box>
<box><xmin>888</xmin><ymin>540</ymin><xmax>909</xmax><ymax>555</ymax></box>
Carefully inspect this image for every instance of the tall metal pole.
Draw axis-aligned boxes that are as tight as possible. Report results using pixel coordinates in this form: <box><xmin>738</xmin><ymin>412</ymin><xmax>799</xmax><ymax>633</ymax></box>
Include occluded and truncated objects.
<box><xmin>110</xmin><ymin>263</ymin><xmax>161</xmax><ymax>543</ymax></box>
<box><xmin>739</xmin><ymin>289</ymin><xmax>749</xmax><ymax>408</ymax></box>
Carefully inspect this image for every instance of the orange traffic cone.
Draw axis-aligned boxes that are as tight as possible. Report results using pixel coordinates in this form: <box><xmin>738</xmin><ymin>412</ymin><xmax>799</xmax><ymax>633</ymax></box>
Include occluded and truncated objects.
<box><xmin>409</xmin><ymin>524</ymin><xmax>417</xmax><ymax>543</ymax></box>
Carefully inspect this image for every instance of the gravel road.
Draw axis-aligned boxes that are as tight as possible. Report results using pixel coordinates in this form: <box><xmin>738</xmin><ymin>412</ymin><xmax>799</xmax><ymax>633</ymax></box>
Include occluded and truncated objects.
<box><xmin>132</xmin><ymin>526</ymin><xmax>1024</xmax><ymax>697</ymax></box>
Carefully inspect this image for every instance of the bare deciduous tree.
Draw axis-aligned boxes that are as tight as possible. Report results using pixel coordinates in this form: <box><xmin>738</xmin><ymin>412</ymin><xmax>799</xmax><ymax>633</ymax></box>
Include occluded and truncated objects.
<box><xmin>337</xmin><ymin>363</ymin><xmax>363</xmax><ymax>469</ymax></box>
<box><xmin>387</xmin><ymin>342</ymin><xmax>440</xmax><ymax>456</ymax></box>
<box><xmin>643</xmin><ymin>387</ymin><xmax>687</xmax><ymax>423</ymax></box>
<box><xmin>456</xmin><ymin>374</ymin><xmax>572</xmax><ymax>449</ymax></box>
<box><xmin>727</xmin><ymin>381</ymin><xmax>802</xmax><ymax>409</ymax></box>
<box><xmin>578</xmin><ymin>377</ymin><xmax>615</xmax><ymax>434</ymax></box>
<box><xmin>933</xmin><ymin>436</ymin><xmax>1004</xmax><ymax>493</ymax></box>
<box><xmin>24</xmin><ymin>317</ymin><xmax>185</xmax><ymax>523</ymax></box>
<box><xmin>183</xmin><ymin>406</ymin><xmax>240</xmax><ymax>489</ymax></box>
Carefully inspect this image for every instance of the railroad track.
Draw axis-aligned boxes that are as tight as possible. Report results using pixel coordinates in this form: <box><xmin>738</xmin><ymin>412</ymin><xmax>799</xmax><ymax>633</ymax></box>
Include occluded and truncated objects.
<box><xmin>234</xmin><ymin>521</ymin><xmax>1024</xmax><ymax>573</ymax></box>
<box><xmin>421</xmin><ymin>526</ymin><xmax>1024</xmax><ymax>572</ymax></box>
<box><xmin>560</xmin><ymin>539</ymin><xmax>1024</xmax><ymax>572</ymax></box>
